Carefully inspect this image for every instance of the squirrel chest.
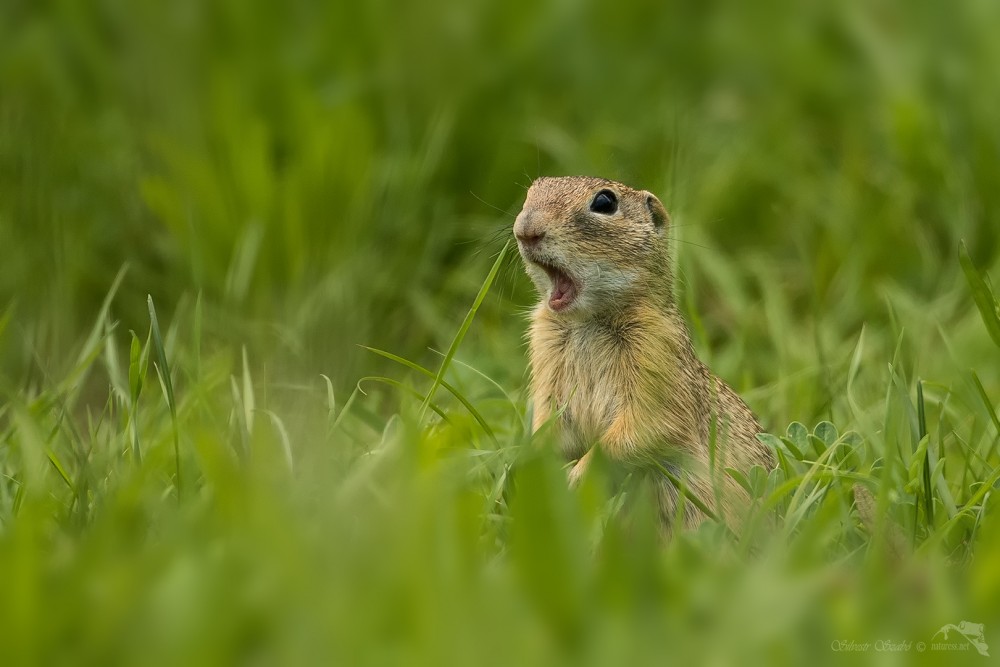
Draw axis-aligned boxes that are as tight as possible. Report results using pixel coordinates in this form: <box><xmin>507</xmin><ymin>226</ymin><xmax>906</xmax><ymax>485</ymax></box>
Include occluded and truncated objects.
<box><xmin>528</xmin><ymin>305</ymin><xmax>689</xmax><ymax>461</ymax></box>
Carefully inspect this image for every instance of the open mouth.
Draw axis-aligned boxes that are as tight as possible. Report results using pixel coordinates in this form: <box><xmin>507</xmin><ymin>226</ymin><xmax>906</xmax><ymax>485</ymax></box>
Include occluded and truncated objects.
<box><xmin>534</xmin><ymin>260</ymin><xmax>578</xmax><ymax>312</ymax></box>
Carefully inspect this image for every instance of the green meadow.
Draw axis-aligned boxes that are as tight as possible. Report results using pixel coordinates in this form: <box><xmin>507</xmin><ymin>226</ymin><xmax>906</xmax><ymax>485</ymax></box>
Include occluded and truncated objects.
<box><xmin>2</xmin><ymin>0</ymin><xmax>1000</xmax><ymax>664</ymax></box>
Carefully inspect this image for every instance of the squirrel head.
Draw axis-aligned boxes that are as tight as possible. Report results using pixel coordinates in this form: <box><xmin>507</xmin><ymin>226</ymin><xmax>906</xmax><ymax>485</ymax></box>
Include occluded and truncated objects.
<box><xmin>513</xmin><ymin>176</ymin><xmax>672</xmax><ymax>318</ymax></box>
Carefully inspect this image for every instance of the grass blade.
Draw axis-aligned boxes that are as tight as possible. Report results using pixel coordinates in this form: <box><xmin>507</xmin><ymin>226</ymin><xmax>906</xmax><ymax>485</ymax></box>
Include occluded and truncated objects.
<box><xmin>959</xmin><ymin>240</ymin><xmax>1000</xmax><ymax>349</ymax></box>
<box><xmin>262</xmin><ymin>409</ymin><xmax>294</xmax><ymax>473</ymax></box>
<box><xmin>921</xmin><ymin>463</ymin><xmax>1000</xmax><ymax>554</ymax></box>
<box><xmin>148</xmin><ymin>295</ymin><xmax>181</xmax><ymax>496</ymax></box>
<box><xmin>917</xmin><ymin>380</ymin><xmax>933</xmax><ymax>528</ymax></box>
<box><xmin>362</xmin><ymin>346</ymin><xmax>497</xmax><ymax>445</ymax></box>
<box><xmin>0</xmin><ymin>301</ymin><xmax>13</xmax><ymax>344</ymax></box>
<box><xmin>971</xmin><ymin>370</ymin><xmax>1000</xmax><ymax>462</ymax></box>
<box><xmin>650</xmin><ymin>459</ymin><xmax>729</xmax><ymax>532</ymax></box>
<box><xmin>419</xmin><ymin>240</ymin><xmax>511</xmax><ymax>420</ymax></box>
<box><xmin>360</xmin><ymin>377</ymin><xmax>450</xmax><ymax>423</ymax></box>
<box><xmin>241</xmin><ymin>346</ymin><xmax>255</xmax><ymax>436</ymax></box>
<box><xmin>127</xmin><ymin>329</ymin><xmax>151</xmax><ymax>464</ymax></box>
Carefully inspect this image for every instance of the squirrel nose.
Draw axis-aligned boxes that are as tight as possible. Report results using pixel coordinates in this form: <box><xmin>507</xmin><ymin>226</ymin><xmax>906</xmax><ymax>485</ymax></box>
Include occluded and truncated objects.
<box><xmin>515</xmin><ymin>228</ymin><xmax>545</xmax><ymax>248</ymax></box>
<box><xmin>514</xmin><ymin>211</ymin><xmax>546</xmax><ymax>248</ymax></box>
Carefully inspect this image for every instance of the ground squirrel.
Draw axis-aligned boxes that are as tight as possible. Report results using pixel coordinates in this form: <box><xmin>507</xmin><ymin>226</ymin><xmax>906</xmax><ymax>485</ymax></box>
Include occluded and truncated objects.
<box><xmin>514</xmin><ymin>176</ymin><xmax>774</xmax><ymax>531</ymax></box>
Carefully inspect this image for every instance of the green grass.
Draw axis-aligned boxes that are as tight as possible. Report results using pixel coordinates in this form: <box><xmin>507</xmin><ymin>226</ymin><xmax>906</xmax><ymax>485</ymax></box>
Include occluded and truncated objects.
<box><xmin>3</xmin><ymin>0</ymin><xmax>1000</xmax><ymax>664</ymax></box>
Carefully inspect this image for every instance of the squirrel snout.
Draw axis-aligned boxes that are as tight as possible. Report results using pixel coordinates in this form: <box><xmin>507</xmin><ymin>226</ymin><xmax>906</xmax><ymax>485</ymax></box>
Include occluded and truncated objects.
<box><xmin>514</xmin><ymin>211</ymin><xmax>546</xmax><ymax>248</ymax></box>
<box><xmin>515</xmin><ymin>228</ymin><xmax>545</xmax><ymax>248</ymax></box>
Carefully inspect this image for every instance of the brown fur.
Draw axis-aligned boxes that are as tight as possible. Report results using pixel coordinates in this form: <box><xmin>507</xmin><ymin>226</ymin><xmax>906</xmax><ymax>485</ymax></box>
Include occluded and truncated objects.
<box><xmin>514</xmin><ymin>176</ymin><xmax>773</xmax><ymax>531</ymax></box>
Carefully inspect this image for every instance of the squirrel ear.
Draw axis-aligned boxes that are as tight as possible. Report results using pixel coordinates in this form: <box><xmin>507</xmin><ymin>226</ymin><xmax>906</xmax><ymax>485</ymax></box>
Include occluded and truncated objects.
<box><xmin>644</xmin><ymin>193</ymin><xmax>669</xmax><ymax>229</ymax></box>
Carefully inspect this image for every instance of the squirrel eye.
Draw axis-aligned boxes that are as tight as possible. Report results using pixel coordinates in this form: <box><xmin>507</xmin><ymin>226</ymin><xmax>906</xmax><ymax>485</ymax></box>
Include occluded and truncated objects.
<box><xmin>589</xmin><ymin>189</ymin><xmax>618</xmax><ymax>215</ymax></box>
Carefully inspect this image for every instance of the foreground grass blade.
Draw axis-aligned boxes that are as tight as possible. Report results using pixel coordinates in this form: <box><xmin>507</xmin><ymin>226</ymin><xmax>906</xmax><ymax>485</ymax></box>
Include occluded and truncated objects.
<box><xmin>419</xmin><ymin>240</ymin><xmax>511</xmax><ymax>420</ymax></box>
<box><xmin>651</xmin><ymin>460</ymin><xmax>728</xmax><ymax>531</ymax></box>
<box><xmin>959</xmin><ymin>240</ymin><xmax>1000</xmax><ymax>349</ymax></box>
<box><xmin>53</xmin><ymin>266</ymin><xmax>127</xmax><ymax>407</ymax></box>
<box><xmin>241</xmin><ymin>346</ymin><xmax>255</xmax><ymax>436</ymax></box>
<box><xmin>360</xmin><ymin>377</ymin><xmax>451</xmax><ymax>423</ymax></box>
<box><xmin>362</xmin><ymin>346</ymin><xmax>497</xmax><ymax>445</ymax></box>
<box><xmin>0</xmin><ymin>302</ymin><xmax>13</xmax><ymax>344</ymax></box>
<box><xmin>262</xmin><ymin>410</ymin><xmax>294</xmax><ymax>473</ymax></box>
<box><xmin>921</xmin><ymin>463</ymin><xmax>1000</xmax><ymax>554</ymax></box>
<box><xmin>127</xmin><ymin>329</ymin><xmax>151</xmax><ymax>464</ymax></box>
<box><xmin>917</xmin><ymin>380</ymin><xmax>933</xmax><ymax>529</ymax></box>
<box><xmin>148</xmin><ymin>295</ymin><xmax>181</xmax><ymax>496</ymax></box>
<box><xmin>971</xmin><ymin>371</ymin><xmax>1000</xmax><ymax>461</ymax></box>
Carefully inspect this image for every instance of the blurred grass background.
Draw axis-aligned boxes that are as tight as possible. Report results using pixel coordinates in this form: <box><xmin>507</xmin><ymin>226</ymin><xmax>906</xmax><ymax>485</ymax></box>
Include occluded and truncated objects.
<box><xmin>2</xmin><ymin>0</ymin><xmax>1000</xmax><ymax>664</ymax></box>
